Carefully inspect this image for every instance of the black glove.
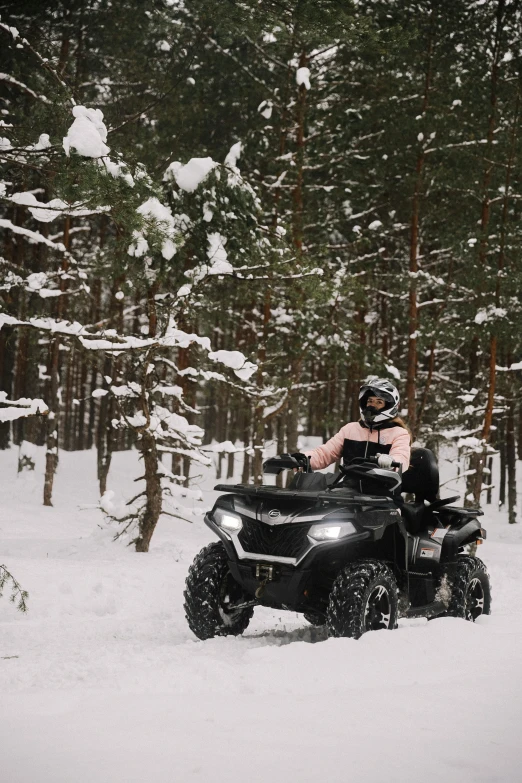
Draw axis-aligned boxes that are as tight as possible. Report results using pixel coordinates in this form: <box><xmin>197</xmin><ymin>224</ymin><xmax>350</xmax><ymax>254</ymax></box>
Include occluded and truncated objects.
<box><xmin>290</xmin><ymin>452</ymin><xmax>309</xmax><ymax>469</ymax></box>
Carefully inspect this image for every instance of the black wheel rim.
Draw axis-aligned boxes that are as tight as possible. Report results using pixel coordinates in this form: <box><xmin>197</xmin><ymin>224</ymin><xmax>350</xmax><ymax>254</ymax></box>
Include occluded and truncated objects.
<box><xmin>364</xmin><ymin>584</ymin><xmax>392</xmax><ymax>631</ymax></box>
<box><xmin>218</xmin><ymin>572</ymin><xmax>244</xmax><ymax>624</ymax></box>
<box><xmin>466</xmin><ymin>577</ymin><xmax>485</xmax><ymax>621</ymax></box>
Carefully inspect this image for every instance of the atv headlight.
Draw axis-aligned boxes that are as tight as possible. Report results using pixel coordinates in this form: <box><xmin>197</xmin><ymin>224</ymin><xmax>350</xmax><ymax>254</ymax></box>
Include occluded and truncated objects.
<box><xmin>308</xmin><ymin>522</ymin><xmax>357</xmax><ymax>542</ymax></box>
<box><xmin>214</xmin><ymin>508</ymin><xmax>243</xmax><ymax>532</ymax></box>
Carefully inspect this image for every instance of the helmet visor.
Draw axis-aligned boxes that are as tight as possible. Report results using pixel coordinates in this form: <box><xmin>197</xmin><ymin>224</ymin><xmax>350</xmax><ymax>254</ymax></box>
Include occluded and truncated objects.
<box><xmin>359</xmin><ymin>387</ymin><xmax>395</xmax><ymax>410</ymax></box>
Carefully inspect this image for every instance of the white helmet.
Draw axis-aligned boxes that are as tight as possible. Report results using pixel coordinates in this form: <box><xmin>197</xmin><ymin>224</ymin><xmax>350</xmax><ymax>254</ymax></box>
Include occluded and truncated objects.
<box><xmin>359</xmin><ymin>378</ymin><xmax>400</xmax><ymax>425</ymax></box>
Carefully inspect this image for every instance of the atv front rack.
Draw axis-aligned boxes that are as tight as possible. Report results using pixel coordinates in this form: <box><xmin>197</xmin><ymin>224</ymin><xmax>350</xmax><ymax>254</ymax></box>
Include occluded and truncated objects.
<box><xmin>214</xmin><ymin>482</ymin><xmax>394</xmax><ymax>506</ymax></box>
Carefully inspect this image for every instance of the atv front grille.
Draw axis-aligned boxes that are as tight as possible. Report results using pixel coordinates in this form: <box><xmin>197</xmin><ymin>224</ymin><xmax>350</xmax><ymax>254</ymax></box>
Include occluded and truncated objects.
<box><xmin>238</xmin><ymin>520</ymin><xmax>310</xmax><ymax>558</ymax></box>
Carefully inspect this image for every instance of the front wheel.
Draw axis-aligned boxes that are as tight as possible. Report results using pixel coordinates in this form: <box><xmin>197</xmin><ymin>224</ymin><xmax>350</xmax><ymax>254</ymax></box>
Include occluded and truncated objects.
<box><xmin>184</xmin><ymin>542</ymin><xmax>254</xmax><ymax>640</ymax></box>
<box><xmin>444</xmin><ymin>555</ymin><xmax>491</xmax><ymax>621</ymax></box>
<box><xmin>326</xmin><ymin>559</ymin><xmax>398</xmax><ymax>639</ymax></box>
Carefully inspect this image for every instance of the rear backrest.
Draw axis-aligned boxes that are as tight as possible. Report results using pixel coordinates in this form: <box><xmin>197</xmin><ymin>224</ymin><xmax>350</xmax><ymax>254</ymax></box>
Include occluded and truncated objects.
<box><xmin>288</xmin><ymin>472</ymin><xmax>328</xmax><ymax>491</ymax></box>
<box><xmin>401</xmin><ymin>448</ymin><xmax>439</xmax><ymax>502</ymax></box>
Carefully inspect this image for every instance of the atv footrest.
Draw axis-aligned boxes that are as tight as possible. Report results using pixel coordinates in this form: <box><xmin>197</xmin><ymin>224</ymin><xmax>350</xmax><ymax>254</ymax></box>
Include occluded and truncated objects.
<box><xmin>401</xmin><ymin>600</ymin><xmax>447</xmax><ymax>619</ymax></box>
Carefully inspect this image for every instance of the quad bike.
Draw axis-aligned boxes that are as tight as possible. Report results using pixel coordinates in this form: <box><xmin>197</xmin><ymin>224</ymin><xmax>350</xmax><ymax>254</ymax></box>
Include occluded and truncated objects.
<box><xmin>184</xmin><ymin>449</ymin><xmax>491</xmax><ymax>640</ymax></box>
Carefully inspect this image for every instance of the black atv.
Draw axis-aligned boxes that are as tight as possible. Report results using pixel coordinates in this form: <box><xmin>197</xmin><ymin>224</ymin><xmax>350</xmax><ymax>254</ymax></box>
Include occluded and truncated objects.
<box><xmin>184</xmin><ymin>449</ymin><xmax>491</xmax><ymax>640</ymax></box>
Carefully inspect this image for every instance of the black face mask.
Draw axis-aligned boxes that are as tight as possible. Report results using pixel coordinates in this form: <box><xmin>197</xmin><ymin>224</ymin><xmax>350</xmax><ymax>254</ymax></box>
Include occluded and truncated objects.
<box><xmin>363</xmin><ymin>405</ymin><xmax>379</xmax><ymax>421</ymax></box>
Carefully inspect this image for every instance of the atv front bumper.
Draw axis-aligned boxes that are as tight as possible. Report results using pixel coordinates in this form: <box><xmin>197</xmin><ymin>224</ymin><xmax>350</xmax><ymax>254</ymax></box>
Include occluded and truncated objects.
<box><xmin>204</xmin><ymin>512</ymin><xmax>370</xmax><ymax>611</ymax></box>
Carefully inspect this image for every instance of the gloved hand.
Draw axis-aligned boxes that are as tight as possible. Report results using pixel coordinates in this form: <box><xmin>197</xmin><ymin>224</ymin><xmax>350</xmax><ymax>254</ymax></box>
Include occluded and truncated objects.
<box><xmin>291</xmin><ymin>452</ymin><xmax>309</xmax><ymax>469</ymax></box>
<box><xmin>377</xmin><ymin>453</ymin><xmax>394</xmax><ymax>469</ymax></box>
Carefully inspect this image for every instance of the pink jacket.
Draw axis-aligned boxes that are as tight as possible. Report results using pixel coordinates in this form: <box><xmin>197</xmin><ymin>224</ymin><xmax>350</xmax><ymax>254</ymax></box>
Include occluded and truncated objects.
<box><xmin>304</xmin><ymin>421</ymin><xmax>411</xmax><ymax>472</ymax></box>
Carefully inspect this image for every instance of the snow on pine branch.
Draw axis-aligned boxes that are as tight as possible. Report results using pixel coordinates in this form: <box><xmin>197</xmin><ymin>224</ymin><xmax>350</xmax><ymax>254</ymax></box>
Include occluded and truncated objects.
<box><xmin>10</xmin><ymin>192</ymin><xmax>110</xmax><ymax>223</ymax></box>
<box><xmin>164</xmin><ymin>157</ymin><xmax>217</xmax><ymax>193</ymax></box>
<box><xmin>62</xmin><ymin>105</ymin><xmax>135</xmax><ymax>186</ymax></box>
<box><xmin>0</xmin><ymin>219</ymin><xmax>74</xmax><ymax>259</ymax></box>
<box><xmin>0</xmin><ymin>392</ymin><xmax>48</xmax><ymax>422</ymax></box>
<box><xmin>0</xmin><ymin>313</ymin><xmax>256</xmax><ymax>379</ymax></box>
<box><xmin>0</xmin><ymin>72</ymin><xmax>50</xmax><ymax>103</ymax></box>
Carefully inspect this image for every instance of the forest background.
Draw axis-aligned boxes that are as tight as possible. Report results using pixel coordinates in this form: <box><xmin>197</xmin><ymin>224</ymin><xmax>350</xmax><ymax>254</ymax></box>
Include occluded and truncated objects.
<box><xmin>1</xmin><ymin>0</ymin><xmax>522</xmax><ymax>551</ymax></box>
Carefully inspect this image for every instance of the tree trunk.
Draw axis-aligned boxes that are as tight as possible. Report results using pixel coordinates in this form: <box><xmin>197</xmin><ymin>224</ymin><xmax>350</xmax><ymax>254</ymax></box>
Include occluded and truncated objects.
<box><xmin>227</xmin><ymin>450</ymin><xmax>235</xmax><ymax>480</ymax></box>
<box><xmin>467</xmin><ymin>336</ymin><xmax>497</xmax><ymax>507</ymax></box>
<box><xmin>135</xmin><ymin>430</ymin><xmax>162</xmax><ymax>552</ymax></box>
<box><xmin>506</xmin><ymin>391</ymin><xmax>517</xmax><ymax>524</ymax></box>
<box><xmin>486</xmin><ymin>456</ymin><xmax>493</xmax><ymax>505</ymax></box>
<box><xmin>466</xmin><ymin>0</ymin><xmax>507</xmax><ymax>507</ymax></box>
<box><xmin>0</xmin><ymin>326</ymin><xmax>15</xmax><ymax>449</ymax></box>
<box><xmin>43</xmin><ymin>337</ymin><xmax>60</xmax><ymax>507</ymax></box>
<box><xmin>76</xmin><ymin>352</ymin><xmax>88</xmax><ymax>450</ymax></box>
<box><xmin>275</xmin><ymin>415</ymin><xmax>285</xmax><ymax>488</ymax></box>
<box><xmin>406</xmin><ymin>25</ymin><xmax>434</xmax><ymax>438</ymax></box>
<box><xmin>518</xmin><ymin>401</ymin><xmax>522</xmax><ymax>461</ymax></box>
<box><xmin>43</xmin><ymin>217</ymin><xmax>71</xmax><ymax>505</ymax></box>
<box><xmin>285</xmin><ymin>360</ymin><xmax>302</xmax><ymax>487</ymax></box>
<box><xmin>97</xmin><ymin>355</ymin><xmax>113</xmax><ymax>496</ymax></box>
<box><xmin>498</xmin><ymin>417</ymin><xmax>506</xmax><ymax>508</ymax></box>
<box><xmin>241</xmin><ymin>406</ymin><xmax>251</xmax><ymax>484</ymax></box>
<box><xmin>252</xmin><ymin>286</ymin><xmax>272</xmax><ymax>485</ymax></box>
<box><xmin>292</xmin><ymin>49</ymin><xmax>308</xmax><ymax>253</ymax></box>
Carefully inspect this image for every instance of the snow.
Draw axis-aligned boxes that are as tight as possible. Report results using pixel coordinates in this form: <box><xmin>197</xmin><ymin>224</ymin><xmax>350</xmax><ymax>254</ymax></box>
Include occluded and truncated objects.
<box><xmin>257</xmin><ymin>100</ymin><xmax>273</xmax><ymax>119</ymax></box>
<box><xmin>0</xmin><ymin>393</ymin><xmax>48</xmax><ymax>421</ymax></box>
<box><xmin>475</xmin><ymin>306</ymin><xmax>507</xmax><ymax>325</ymax></box>
<box><xmin>0</xmin><ymin>74</ymin><xmax>49</xmax><ymax>104</ymax></box>
<box><xmin>296</xmin><ymin>66</ymin><xmax>311</xmax><ymax>90</ymax></box>
<box><xmin>1</xmin><ymin>447</ymin><xmax>522</xmax><ymax>782</ymax></box>
<box><xmin>201</xmin><ymin>439</ymin><xmax>237</xmax><ymax>453</ymax></box>
<box><xmin>33</xmin><ymin>133</ymin><xmax>51</xmax><ymax>149</ymax></box>
<box><xmin>0</xmin><ymin>218</ymin><xmax>68</xmax><ymax>254</ymax></box>
<box><xmin>165</xmin><ymin>157</ymin><xmax>217</xmax><ymax>192</ymax></box>
<box><xmin>100</xmin><ymin>158</ymin><xmax>135</xmax><ymax>187</ymax></box>
<box><xmin>385</xmin><ymin>363</ymin><xmax>401</xmax><ymax>380</ymax></box>
<box><xmin>10</xmin><ymin>192</ymin><xmax>109</xmax><ymax>223</ymax></box>
<box><xmin>498</xmin><ymin>360</ymin><xmax>522</xmax><ymax>371</ymax></box>
<box><xmin>206</xmin><ymin>232</ymin><xmax>233</xmax><ymax>275</ymax></box>
<box><xmin>132</xmin><ymin>197</ymin><xmax>184</xmax><ymax>260</ymax></box>
<box><xmin>63</xmin><ymin>105</ymin><xmax>110</xmax><ymax>158</ymax></box>
<box><xmin>127</xmin><ymin>229</ymin><xmax>149</xmax><ymax>257</ymax></box>
<box><xmin>208</xmin><ymin>349</ymin><xmax>257</xmax><ymax>380</ymax></box>
<box><xmin>224</xmin><ymin>141</ymin><xmax>242</xmax><ymax>169</ymax></box>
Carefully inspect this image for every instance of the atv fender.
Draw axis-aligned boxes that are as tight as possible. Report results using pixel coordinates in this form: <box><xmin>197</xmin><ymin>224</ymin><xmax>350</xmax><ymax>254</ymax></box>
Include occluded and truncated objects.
<box><xmin>441</xmin><ymin>519</ymin><xmax>484</xmax><ymax>557</ymax></box>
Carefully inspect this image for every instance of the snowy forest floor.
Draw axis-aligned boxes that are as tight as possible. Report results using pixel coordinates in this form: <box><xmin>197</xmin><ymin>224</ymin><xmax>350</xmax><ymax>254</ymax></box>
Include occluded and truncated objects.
<box><xmin>1</xmin><ymin>448</ymin><xmax>522</xmax><ymax>783</ymax></box>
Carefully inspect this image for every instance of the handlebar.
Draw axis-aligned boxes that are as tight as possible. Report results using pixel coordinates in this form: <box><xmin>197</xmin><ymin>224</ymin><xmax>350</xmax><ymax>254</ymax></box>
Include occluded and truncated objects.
<box><xmin>344</xmin><ymin>456</ymin><xmax>402</xmax><ymax>471</ymax></box>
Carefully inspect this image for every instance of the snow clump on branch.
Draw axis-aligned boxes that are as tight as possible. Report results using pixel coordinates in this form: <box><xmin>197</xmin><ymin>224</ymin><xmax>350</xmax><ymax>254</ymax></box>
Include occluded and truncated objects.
<box><xmin>164</xmin><ymin>157</ymin><xmax>217</xmax><ymax>193</ymax></box>
<box><xmin>63</xmin><ymin>106</ymin><xmax>110</xmax><ymax>158</ymax></box>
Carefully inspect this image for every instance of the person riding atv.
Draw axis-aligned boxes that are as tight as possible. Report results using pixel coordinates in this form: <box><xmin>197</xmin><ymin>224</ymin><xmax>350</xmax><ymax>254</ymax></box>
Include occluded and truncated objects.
<box><xmin>184</xmin><ymin>381</ymin><xmax>491</xmax><ymax>641</ymax></box>
<box><xmin>303</xmin><ymin>378</ymin><xmax>410</xmax><ymax>474</ymax></box>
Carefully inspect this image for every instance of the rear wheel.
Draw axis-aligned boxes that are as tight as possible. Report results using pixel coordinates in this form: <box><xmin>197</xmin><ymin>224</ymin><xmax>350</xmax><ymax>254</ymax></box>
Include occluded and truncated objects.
<box><xmin>444</xmin><ymin>555</ymin><xmax>491</xmax><ymax>620</ymax></box>
<box><xmin>326</xmin><ymin>559</ymin><xmax>398</xmax><ymax>639</ymax></box>
<box><xmin>184</xmin><ymin>542</ymin><xmax>254</xmax><ymax>640</ymax></box>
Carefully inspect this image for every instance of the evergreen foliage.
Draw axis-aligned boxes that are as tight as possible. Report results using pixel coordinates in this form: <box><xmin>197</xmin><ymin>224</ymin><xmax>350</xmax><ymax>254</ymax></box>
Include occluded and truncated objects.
<box><xmin>2</xmin><ymin>0</ymin><xmax>522</xmax><ymax>536</ymax></box>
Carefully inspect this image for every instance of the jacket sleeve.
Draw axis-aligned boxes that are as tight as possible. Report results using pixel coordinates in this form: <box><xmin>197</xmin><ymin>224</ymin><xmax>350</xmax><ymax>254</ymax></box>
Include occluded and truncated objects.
<box><xmin>304</xmin><ymin>425</ymin><xmax>349</xmax><ymax>470</ymax></box>
<box><xmin>389</xmin><ymin>429</ymin><xmax>411</xmax><ymax>472</ymax></box>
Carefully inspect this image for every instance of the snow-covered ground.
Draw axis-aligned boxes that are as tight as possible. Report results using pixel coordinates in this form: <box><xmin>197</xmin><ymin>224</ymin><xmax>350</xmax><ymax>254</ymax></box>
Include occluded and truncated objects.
<box><xmin>1</xmin><ymin>447</ymin><xmax>522</xmax><ymax>783</ymax></box>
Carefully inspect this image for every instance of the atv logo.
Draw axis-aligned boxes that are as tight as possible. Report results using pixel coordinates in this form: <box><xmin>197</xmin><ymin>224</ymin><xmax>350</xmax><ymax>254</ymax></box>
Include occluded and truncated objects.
<box><xmin>268</xmin><ymin>509</ymin><xmax>280</xmax><ymax>518</ymax></box>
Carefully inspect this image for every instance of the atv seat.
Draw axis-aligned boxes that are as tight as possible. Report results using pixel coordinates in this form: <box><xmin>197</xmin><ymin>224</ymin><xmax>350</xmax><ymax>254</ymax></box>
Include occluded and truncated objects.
<box><xmin>400</xmin><ymin>449</ymin><xmax>460</xmax><ymax>532</ymax></box>
<box><xmin>400</xmin><ymin>502</ymin><xmax>430</xmax><ymax>535</ymax></box>
<box><xmin>401</xmin><ymin>448</ymin><xmax>439</xmax><ymax>503</ymax></box>
<box><xmin>287</xmin><ymin>471</ymin><xmax>328</xmax><ymax>491</ymax></box>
